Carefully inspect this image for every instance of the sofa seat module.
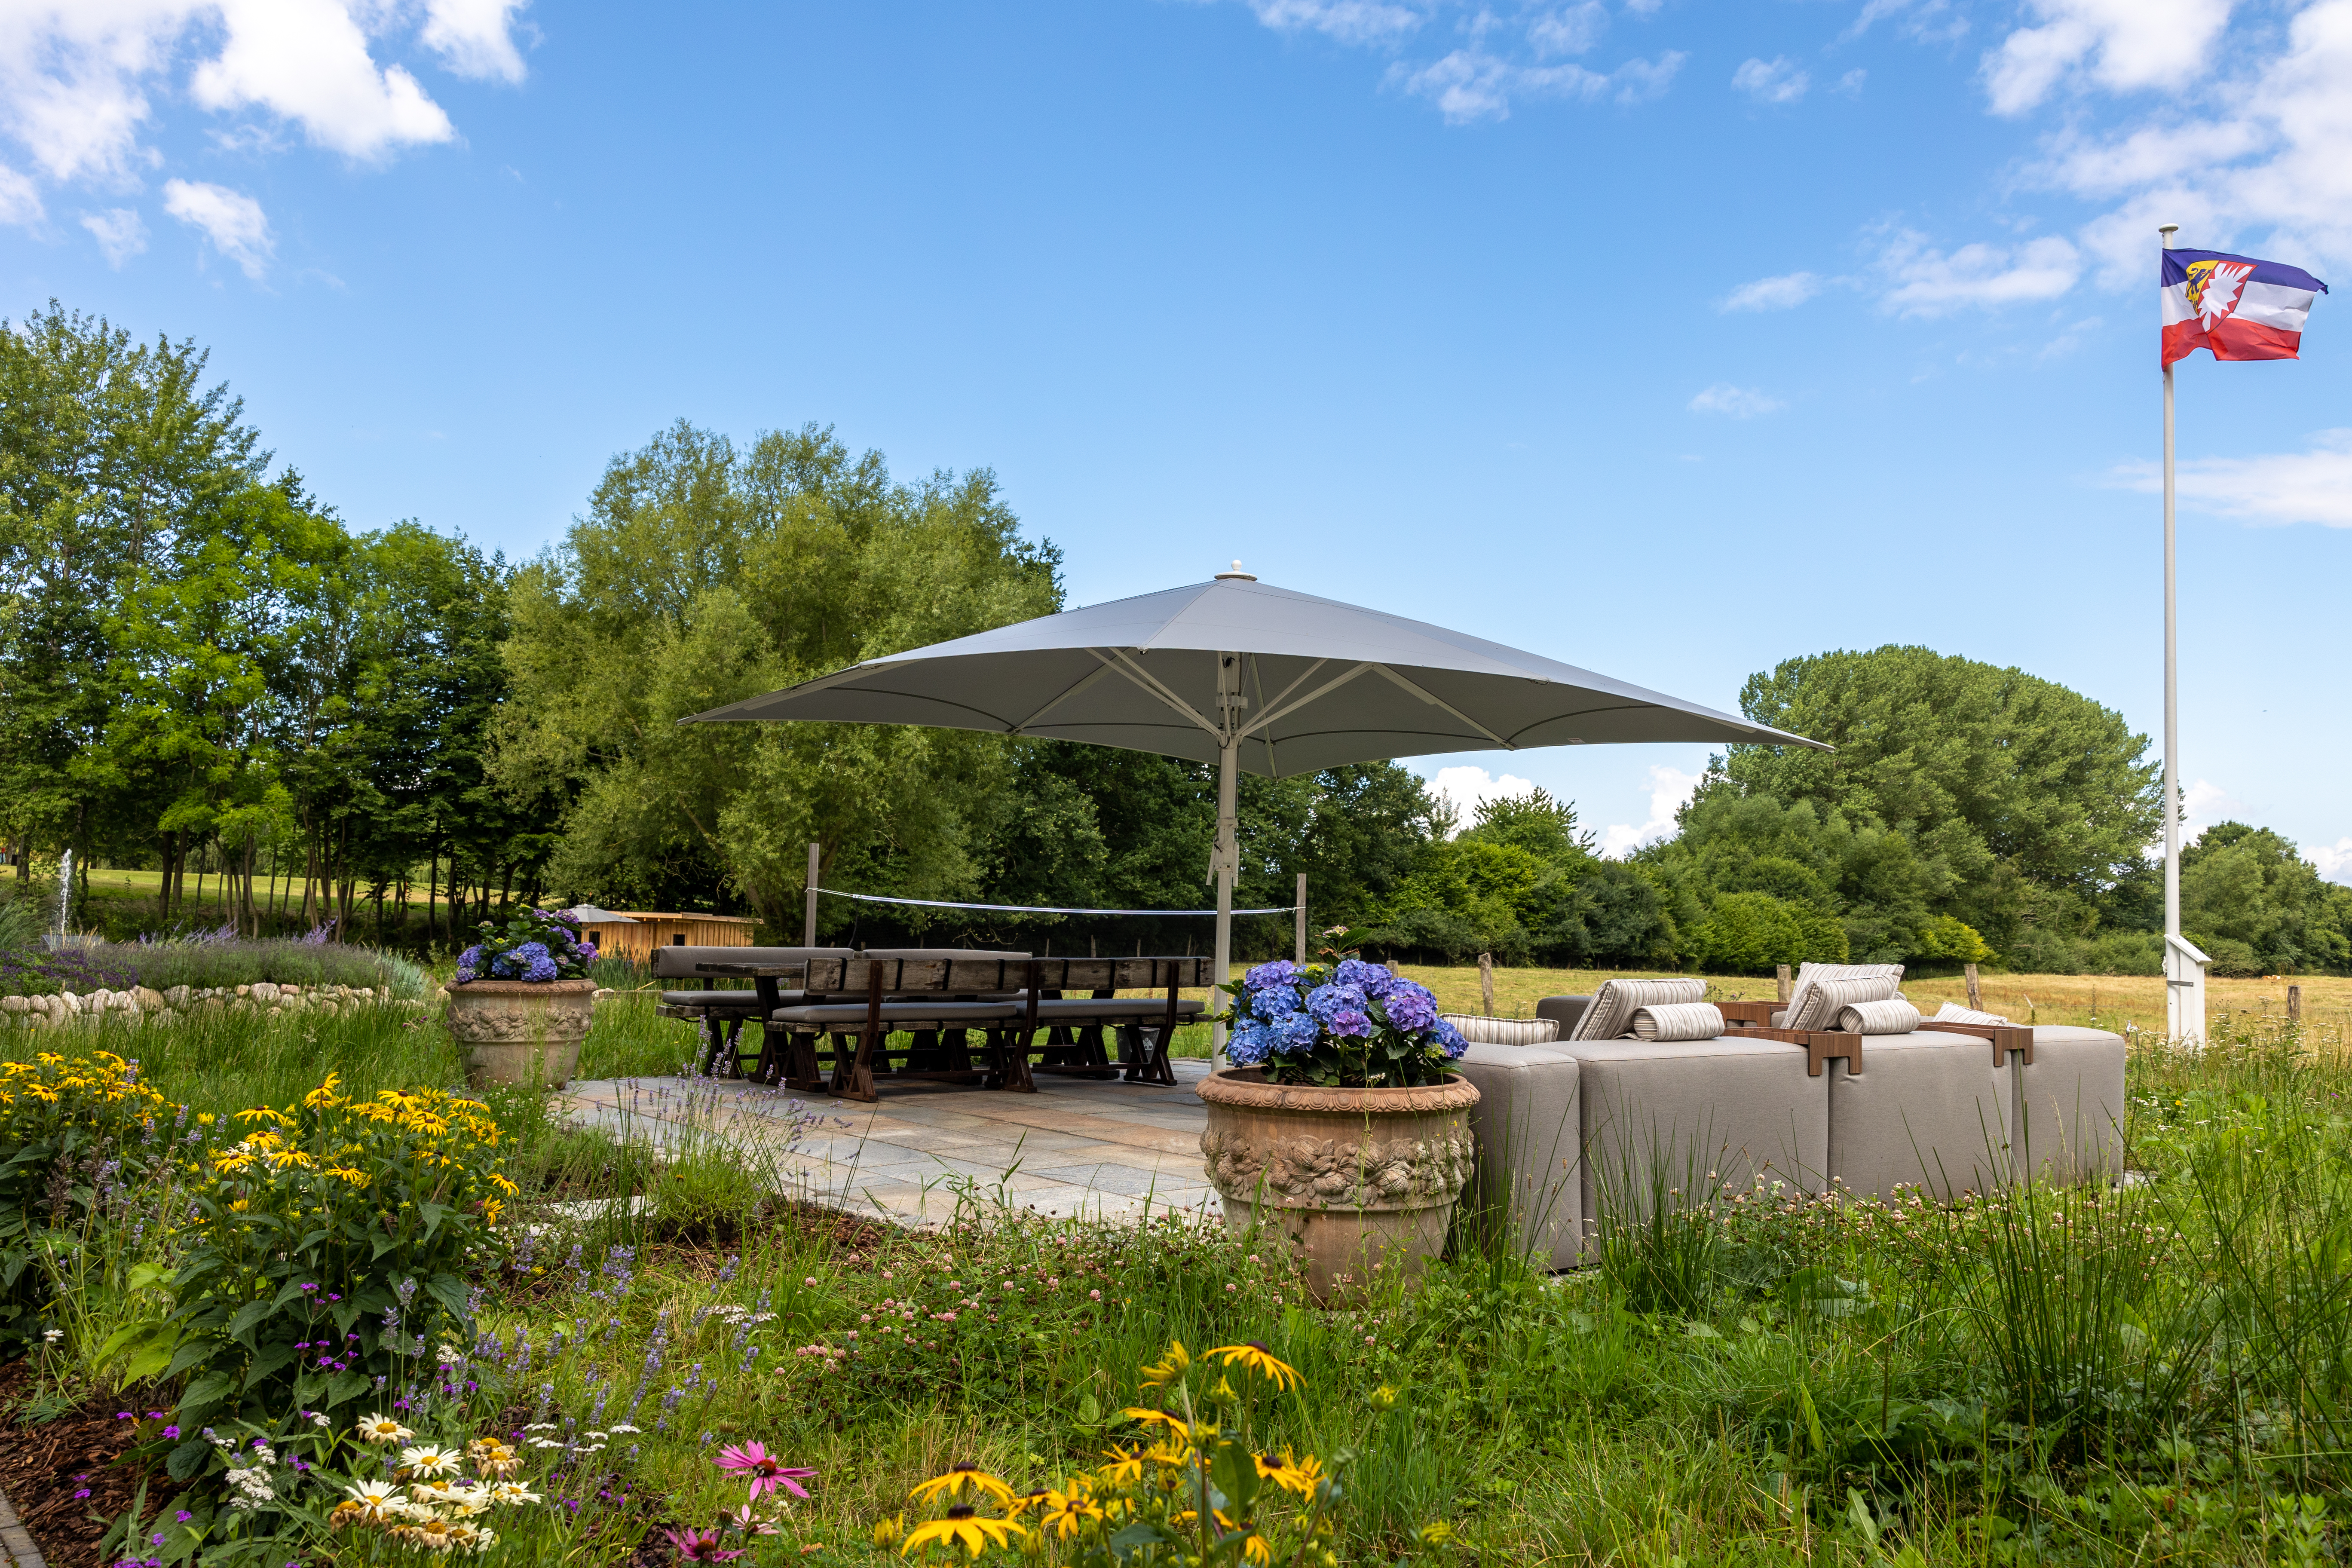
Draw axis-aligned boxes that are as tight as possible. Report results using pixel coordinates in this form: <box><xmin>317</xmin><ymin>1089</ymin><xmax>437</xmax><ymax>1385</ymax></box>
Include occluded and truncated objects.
<box><xmin>1449</xmin><ymin>1041</ymin><xmax>1583</xmax><ymax>1272</ymax></box>
<box><xmin>1569</xmin><ymin>1034</ymin><xmax>1829</xmax><ymax>1251</ymax></box>
<box><xmin>1825</xmin><ymin>1029</ymin><xmax>2012</xmax><ymax>1203</ymax></box>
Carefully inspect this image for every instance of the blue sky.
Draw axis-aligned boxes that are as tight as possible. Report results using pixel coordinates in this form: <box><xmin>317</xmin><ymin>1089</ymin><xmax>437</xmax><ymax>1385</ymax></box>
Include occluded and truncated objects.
<box><xmin>6</xmin><ymin>0</ymin><xmax>2348</xmax><ymax>879</ymax></box>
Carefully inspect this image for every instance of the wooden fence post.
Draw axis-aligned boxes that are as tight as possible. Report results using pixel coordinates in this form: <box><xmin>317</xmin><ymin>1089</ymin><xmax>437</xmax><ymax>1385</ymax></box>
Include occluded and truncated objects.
<box><xmin>2288</xmin><ymin>983</ymin><xmax>2303</xmax><ymax>1023</ymax></box>
<box><xmin>1775</xmin><ymin>964</ymin><xmax>1792</xmax><ymax>1003</ymax></box>
<box><xmin>1479</xmin><ymin>952</ymin><xmax>1495</xmax><ymax>1017</ymax></box>
<box><xmin>1965</xmin><ymin>962</ymin><xmax>1983</xmax><ymax>1012</ymax></box>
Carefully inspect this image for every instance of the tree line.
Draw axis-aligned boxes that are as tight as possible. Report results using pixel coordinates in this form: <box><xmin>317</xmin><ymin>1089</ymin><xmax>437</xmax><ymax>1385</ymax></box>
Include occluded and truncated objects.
<box><xmin>6</xmin><ymin>302</ymin><xmax>2347</xmax><ymax>975</ymax></box>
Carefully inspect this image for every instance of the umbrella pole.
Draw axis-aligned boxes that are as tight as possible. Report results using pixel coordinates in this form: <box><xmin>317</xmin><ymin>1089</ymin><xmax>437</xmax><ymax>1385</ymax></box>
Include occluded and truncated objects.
<box><xmin>1212</xmin><ymin>737</ymin><xmax>1237</xmax><ymax>1070</ymax></box>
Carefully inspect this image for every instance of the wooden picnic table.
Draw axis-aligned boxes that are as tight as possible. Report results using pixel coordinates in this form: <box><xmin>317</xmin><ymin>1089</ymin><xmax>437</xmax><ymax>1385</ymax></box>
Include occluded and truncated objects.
<box><xmin>688</xmin><ymin>955</ymin><xmax>1214</xmax><ymax>1103</ymax></box>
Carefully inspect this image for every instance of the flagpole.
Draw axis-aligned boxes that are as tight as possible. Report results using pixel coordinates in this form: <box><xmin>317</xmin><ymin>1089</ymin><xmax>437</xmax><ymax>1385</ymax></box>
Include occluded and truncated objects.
<box><xmin>2156</xmin><ymin>221</ymin><xmax>2206</xmax><ymax>1046</ymax></box>
<box><xmin>2160</xmin><ymin>224</ymin><xmax>2179</xmax><ymax>957</ymax></box>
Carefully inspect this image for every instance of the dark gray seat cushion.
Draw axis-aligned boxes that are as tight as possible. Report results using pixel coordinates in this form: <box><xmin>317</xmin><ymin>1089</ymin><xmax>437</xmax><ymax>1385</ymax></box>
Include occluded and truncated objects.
<box><xmin>772</xmin><ymin>1001</ymin><xmax>1023</xmax><ymax>1027</ymax></box>
<box><xmin>662</xmin><ymin>989</ymin><xmax>805</xmax><ymax>1013</ymax></box>
<box><xmin>1029</xmin><ymin>997</ymin><xmax>1205</xmax><ymax>1020</ymax></box>
<box><xmin>1536</xmin><ymin>995</ymin><xmax>1592</xmax><ymax>1036</ymax></box>
<box><xmin>651</xmin><ymin>945</ymin><xmax>854</xmax><ymax>980</ymax></box>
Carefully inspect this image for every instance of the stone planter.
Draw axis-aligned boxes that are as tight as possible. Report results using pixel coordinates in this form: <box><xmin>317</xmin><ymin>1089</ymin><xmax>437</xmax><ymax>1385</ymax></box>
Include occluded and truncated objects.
<box><xmin>1197</xmin><ymin>1067</ymin><xmax>1479</xmax><ymax>1301</ymax></box>
<box><xmin>444</xmin><ymin>979</ymin><xmax>596</xmax><ymax>1087</ymax></box>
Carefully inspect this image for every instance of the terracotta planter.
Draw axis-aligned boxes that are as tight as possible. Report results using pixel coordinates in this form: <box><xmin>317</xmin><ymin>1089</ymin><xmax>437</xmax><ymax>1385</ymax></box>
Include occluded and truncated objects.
<box><xmin>444</xmin><ymin>979</ymin><xmax>596</xmax><ymax>1087</ymax></box>
<box><xmin>1197</xmin><ymin>1067</ymin><xmax>1479</xmax><ymax>1301</ymax></box>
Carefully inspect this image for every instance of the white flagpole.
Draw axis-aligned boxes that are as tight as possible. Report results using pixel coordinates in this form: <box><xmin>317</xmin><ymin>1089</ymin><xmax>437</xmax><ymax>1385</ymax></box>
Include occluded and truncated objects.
<box><xmin>2157</xmin><ymin>222</ymin><xmax>2208</xmax><ymax>1046</ymax></box>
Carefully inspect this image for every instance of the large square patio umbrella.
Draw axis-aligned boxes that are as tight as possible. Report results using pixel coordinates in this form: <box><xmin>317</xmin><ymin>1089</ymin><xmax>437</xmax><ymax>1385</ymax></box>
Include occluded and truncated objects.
<box><xmin>683</xmin><ymin>567</ymin><xmax>1825</xmax><ymax>1057</ymax></box>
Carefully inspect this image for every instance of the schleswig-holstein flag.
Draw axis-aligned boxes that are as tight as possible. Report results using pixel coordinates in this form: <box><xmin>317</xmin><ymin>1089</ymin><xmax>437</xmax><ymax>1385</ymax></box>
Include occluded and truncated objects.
<box><xmin>2162</xmin><ymin>248</ymin><xmax>2328</xmax><ymax>368</ymax></box>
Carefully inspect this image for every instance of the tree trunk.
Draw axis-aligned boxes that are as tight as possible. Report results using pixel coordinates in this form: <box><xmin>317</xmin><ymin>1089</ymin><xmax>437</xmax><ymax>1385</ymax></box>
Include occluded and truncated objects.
<box><xmin>301</xmin><ymin>820</ymin><xmax>318</xmax><ymax>928</ymax></box>
<box><xmin>426</xmin><ymin>845</ymin><xmax>440</xmax><ymax>948</ymax></box>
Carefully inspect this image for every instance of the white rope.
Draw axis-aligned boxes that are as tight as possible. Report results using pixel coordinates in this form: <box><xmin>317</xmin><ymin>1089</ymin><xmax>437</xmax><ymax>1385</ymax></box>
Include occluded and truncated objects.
<box><xmin>813</xmin><ymin>887</ymin><xmax>1299</xmax><ymax>917</ymax></box>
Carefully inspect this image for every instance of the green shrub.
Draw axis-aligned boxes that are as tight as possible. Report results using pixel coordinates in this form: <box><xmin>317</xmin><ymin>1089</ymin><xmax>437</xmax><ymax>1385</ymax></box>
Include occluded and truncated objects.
<box><xmin>164</xmin><ymin>1079</ymin><xmax>514</xmax><ymax>1481</ymax></box>
<box><xmin>1690</xmin><ymin>891</ymin><xmax>1847</xmax><ymax>973</ymax></box>
<box><xmin>0</xmin><ymin>1050</ymin><xmax>174</xmax><ymax>1353</ymax></box>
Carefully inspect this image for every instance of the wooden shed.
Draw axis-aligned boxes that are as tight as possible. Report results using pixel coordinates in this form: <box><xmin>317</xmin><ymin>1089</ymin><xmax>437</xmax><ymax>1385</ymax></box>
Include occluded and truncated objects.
<box><xmin>582</xmin><ymin>911</ymin><xmax>759</xmax><ymax>966</ymax></box>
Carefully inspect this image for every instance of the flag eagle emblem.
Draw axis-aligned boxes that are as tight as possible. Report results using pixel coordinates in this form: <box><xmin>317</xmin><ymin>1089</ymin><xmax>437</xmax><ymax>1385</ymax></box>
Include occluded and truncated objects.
<box><xmin>2184</xmin><ymin>258</ymin><xmax>2253</xmax><ymax>328</ymax></box>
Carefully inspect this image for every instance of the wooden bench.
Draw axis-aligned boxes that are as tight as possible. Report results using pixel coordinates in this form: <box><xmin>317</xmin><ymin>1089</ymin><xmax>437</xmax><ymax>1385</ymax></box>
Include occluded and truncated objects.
<box><xmin>690</xmin><ymin>955</ymin><xmax>1213</xmax><ymax>1103</ymax></box>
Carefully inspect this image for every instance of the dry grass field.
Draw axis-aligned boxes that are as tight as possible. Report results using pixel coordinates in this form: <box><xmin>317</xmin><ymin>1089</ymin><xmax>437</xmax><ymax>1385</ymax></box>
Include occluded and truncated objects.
<box><xmin>1396</xmin><ymin>962</ymin><xmax>2352</xmax><ymax>1039</ymax></box>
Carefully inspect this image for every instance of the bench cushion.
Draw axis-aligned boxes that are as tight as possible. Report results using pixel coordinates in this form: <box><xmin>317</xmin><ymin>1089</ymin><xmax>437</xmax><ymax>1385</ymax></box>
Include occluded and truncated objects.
<box><xmin>1029</xmin><ymin>997</ymin><xmax>1206</xmax><ymax>1021</ymax></box>
<box><xmin>661</xmin><ymin>990</ymin><xmax>802</xmax><ymax>1012</ymax></box>
<box><xmin>772</xmin><ymin>1001</ymin><xmax>1022</xmax><ymax>1027</ymax></box>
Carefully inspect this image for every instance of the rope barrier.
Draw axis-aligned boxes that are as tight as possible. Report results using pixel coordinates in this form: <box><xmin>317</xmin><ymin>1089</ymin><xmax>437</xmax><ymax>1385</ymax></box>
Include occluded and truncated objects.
<box><xmin>812</xmin><ymin>886</ymin><xmax>1300</xmax><ymax>918</ymax></box>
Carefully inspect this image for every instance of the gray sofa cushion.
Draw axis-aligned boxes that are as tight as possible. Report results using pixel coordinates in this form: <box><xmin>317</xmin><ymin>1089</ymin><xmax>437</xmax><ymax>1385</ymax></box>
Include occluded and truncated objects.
<box><xmin>2013</xmin><ymin>1025</ymin><xmax>2126</xmax><ymax>1185</ymax></box>
<box><xmin>1029</xmin><ymin>997</ymin><xmax>1205</xmax><ymax>1021</ymax></box>
<box><xmin>1826</xmin><ymin>1029</ymin><xmax>2010</xmax><ymax>1202</ymax></box>
<box><xmin>1536</xmin><ymin>995</ymin><xmax>1592</xmax><ymax>1037</ymax></box>
<box><xmin>1452</xmin><ymin>1042</ymin><xmax>1582</xmax><ymax>1271</ymax></box>
<box><xmin>1571</xmin><ymin>1034</ymin><xmax>1827</xmax><ymax>1249</ymax></box>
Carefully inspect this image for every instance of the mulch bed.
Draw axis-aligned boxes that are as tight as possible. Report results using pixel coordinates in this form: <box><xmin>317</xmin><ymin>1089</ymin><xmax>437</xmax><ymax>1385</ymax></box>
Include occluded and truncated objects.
<box><xmin>0</xmin><ymin>1359</ymin><xmax>184</xmax><ymax>1568</ymax></box>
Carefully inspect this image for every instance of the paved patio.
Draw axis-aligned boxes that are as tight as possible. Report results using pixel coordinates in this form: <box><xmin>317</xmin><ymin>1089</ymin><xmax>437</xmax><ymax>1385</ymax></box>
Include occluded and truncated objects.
<box><xmin>555</xmin><ymin>1060</ymin><xmax>1220</xmax><ymax>1230</ymax></box>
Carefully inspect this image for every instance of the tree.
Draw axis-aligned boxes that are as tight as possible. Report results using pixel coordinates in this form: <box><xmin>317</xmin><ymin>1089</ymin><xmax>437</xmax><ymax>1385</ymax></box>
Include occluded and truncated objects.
<box><xmin>1709</xmin><ymin>646</ymin><xmax>2162</xmax><ymax>932</ymax></box>
<box><xmin>0</xmin><ymin>303</ymin><xmax>265</xmax><ymax>880</ymax></box>
<box><xmin>495</xmin><ymin>421</ymin><xmax>1064</xmax><ymax>928</ymax></box>
<box><xmin>2181</xmin><ymin>823</ymin><xmax>2352</xmax><ymax>976</ymax></box>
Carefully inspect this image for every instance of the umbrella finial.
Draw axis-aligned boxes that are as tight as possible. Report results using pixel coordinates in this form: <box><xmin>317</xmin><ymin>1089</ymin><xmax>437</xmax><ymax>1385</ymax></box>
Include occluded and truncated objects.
<box><xmin>1216</xmin><ymin>560</ymin><xmax>1256</xmax><ymax>581</ymax></box>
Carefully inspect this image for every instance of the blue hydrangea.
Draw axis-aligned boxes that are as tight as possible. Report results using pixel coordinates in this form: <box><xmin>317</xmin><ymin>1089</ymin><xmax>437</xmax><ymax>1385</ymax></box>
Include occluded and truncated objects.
<box><xmin>1245</xmin><ymin>959</ymin><xmax>1302</xmax><ymax>993</ymax></box>
<box><xmin>1245</xmin><ymin>985</ymin><xmax>1302</xmax><ymax>1020</ymax></box>
<box><xmin>457</xmin><ymin>945</ymin><xmax>484</xmax><ymax>970</ymax></box>
<box><xmin>524</xmin><ymin>955</ymin><xmax>560</xmax><ymax>982</ymax></box>
<box><xmin>511</xmin><ymin>941</ymin><xmax>551</xmax><ymax>963</ymax></box>
<box><xmin>454</xmin><ymin>966</ymin><xmax>477</xmax><ymax>984</ymax></box>
<box><xmin>1305</xmin><ymin>983</ymin><xmax>1371</xmax><ymax>1038</ymax></box>
<box><xmin>1226</xmin><ymin>1023</ymin><xmax>1273</xmax><ymax>1067</ymax></box>
<box><xmin>1332</xmin><ymin>958</ymin><xmax>1395</xmax><ymax>997</ymax></box>
<box><xmin>1268</xmin><ymin>1011</ymin><xmax>1322</xmax><ymax>1054</ymax></box>
<box><xmin>1381</xmin><ymin>980</ymin><xmax>1440</xmax><ymax>1032</ymax></box>
<box><xmin>1434</xmin><ymin>1019</ymin><xmax>1467</xmax><ymax>1059</ymax></box>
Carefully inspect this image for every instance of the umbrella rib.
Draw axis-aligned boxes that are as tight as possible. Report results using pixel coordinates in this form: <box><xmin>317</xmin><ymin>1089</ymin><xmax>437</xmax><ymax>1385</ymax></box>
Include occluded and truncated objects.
<box><xmin>1098</xmin><ymin>648</ymin><xmax>1226</xmax><ymax>742</ymax></box>
<box><xmin>1008</xmin><ymin>659</ymin><xmax>1119</xmax><ymax>734</ymax></box>
<box><xmin>1371</xmin><ymin>664</ymin><xmax>1512</xmax><ymax>748</ymax></box>
<box><xmin>1239</xmin><ymin>661</ymin><xmax>1372</xmax><ymax>740</ymax></box>
<box><xmin>1250</xmin><ymin>655</ymin><xmax>1276</xmax><ymax>775</ymax></box>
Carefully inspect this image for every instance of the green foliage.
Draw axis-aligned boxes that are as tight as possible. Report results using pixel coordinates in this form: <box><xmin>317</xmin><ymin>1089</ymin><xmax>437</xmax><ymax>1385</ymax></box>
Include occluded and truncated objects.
<box><xmin>1715</xmin><ymin>645</ymin><xmax>2162</xmax><ymax>927</ymax></box>
<box><xmin>1687</xmin><ymin>891</ymin><xmax>1849</xmax><ymax>973</ymax></box>
<box><xmin>2181</xmin><ymin>822</ymin><xmax>2352</xmax><ymax>974</ymax></box>
<box><xmin>164</xmin><ymin>1083</ymin><xmax>512</xmax><ymax>1479</ymax></box>
<box><xmin>0</xmin><ymin>1050</ymin><xmax>173</xmax><ymax>1352</ymax></box>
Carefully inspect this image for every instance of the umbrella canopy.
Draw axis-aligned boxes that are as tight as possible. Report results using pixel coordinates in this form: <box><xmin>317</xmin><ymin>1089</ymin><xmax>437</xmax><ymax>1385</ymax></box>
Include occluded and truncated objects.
<box><xmin>683</xmin><ymin>569</ymin><xmax>1826</xmax><ymax>1062</ymax></box>
<box><xmin>686</xmin><ymin>571</ymin><xmax>1817</xmax><ymax>774</ymax></box>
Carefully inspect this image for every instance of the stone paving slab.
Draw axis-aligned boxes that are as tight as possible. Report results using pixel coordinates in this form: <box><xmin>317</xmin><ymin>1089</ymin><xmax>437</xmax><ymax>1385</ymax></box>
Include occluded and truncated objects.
<box><xmin>555</xmin><ymin>1060</ymin><xmax>1221</xmax><ymax>1231</ymax></box>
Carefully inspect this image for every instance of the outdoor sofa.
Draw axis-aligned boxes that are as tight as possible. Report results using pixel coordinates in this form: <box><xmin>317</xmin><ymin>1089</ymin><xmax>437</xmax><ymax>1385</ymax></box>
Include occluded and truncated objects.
<box><xmin>1448</xmin><ymin>965</ymin><xmax>2127</xmax><ymax>1266</ymax></box>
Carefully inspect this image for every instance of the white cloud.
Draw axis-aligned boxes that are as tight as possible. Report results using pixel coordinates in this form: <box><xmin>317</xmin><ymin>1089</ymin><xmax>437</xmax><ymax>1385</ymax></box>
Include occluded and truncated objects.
<box><xmin>1396</xmin><ymin>48</ymin><xmax>1681</xmax><ymax>121</ymax></box>
<box><xmin>1603</xmin><ymin>765</ymin><xmax>1700</xmax><ymax>857</ymax></box>
<box><xmin>1427</xmin><ymin>765</ymin><xmax>1536</xmax><ymax>833</ymax></box>
<box><xmin>1984</xmin><ymin>0</ymin><xmax>2233</xmax><ymax>115</ymax></box>
<box><xmin>80</xmin><ymin>205</ymin><xmax>148</xmax><ymax>265</ymax></box>
<box><xmin>2108</xmin><ymin>429</ymin><xmax>2352</xmax><ymax>527</ymax></box>
<box><xmin>0</xmin><ymin>0</ymin><xmax>527</xmax><ymax>222</ymax></box>
<box><xmin>2310</xmin><ymin>837</ymin><xmax>2352</xmax><ymax>885</ymax></box>
<box><xmin>1721</xmin><ymin>270</ymin><xmax>1822</xmax><ymax>311</ymax></box>
<box><xmin>1877</xmin><ymin>229</ymin><xmax>2080</xmax><ymax>315</ymax></box>
<box><xmin>190</xmin><ymin>0</ymin><xmax>453</xmax><ymax>159</ymax></box>
<box><xmin>1688</xmin><ymin>383</ymin><xmax>1786</xmax><ymax>417</ymax></box>
<box><xmin>2180</xmin><ymin>778</ymin><xmax>2246</xmax><ymax>844</ymax></box>
<box><xmin>1733</xmin><ymin>55</ymin><xmax>1808</xmax><ymax>104</ymax></box>
<box><xmin>1245</xmin><ymin>0</ymin><xmax>1423</xmax><ymax>44</ymax></box>
<box><xmin>0</xmin><ymin>163</ymin><xmax>40</xmax><ymax>225</ymax></box>
<box><xmin>421</xmin><ymin>0</ymin><xmax>530</xmax><ymax>83</ymax></box>
<box><xmin>1528</xmin><ymin>2</ymin><xmax>1607</xmax><ymax>58</ymax></box>
<box><xmin>1836</xmin><ymin>67</ymin><xmax>1868</xmax><ymax>94</ymax></box>
<box><xmin>163</xmin><ymin>178</ymin><xmax>272</xmax><ymax>277</ymax></box>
